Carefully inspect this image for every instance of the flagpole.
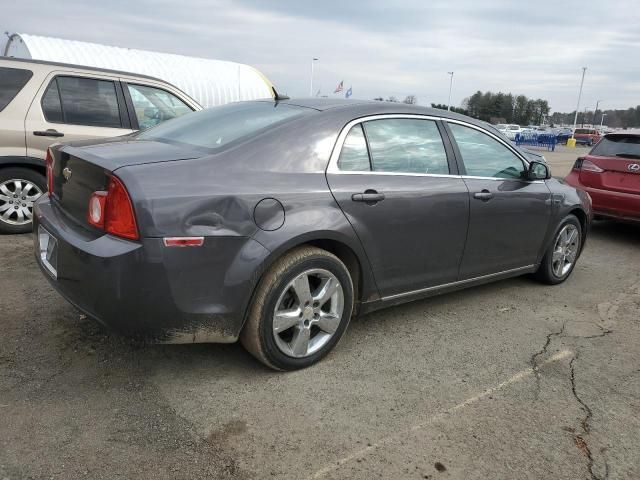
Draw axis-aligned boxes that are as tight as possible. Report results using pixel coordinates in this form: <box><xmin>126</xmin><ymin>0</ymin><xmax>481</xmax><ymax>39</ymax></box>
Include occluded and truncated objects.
<box><xmin>310</xmin><ymin>58</ymin><xmax>318</xmax><ymax>96</ymax></box>
<box><xmin>447</xmin><ymin>72</ymin><xmax>454</xmax><ymax>111</ymax></box>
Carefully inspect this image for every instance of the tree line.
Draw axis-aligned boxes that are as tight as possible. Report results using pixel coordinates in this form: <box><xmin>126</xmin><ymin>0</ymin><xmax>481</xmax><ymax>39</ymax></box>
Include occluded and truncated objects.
<box><xmin>549</xmin><ymin>107</ymin><xmax>640</xmax><ymax>129</ymax></box>
<box><xmin>372</xmin><ymin>91</ymin><xmax>639</xmax><ymax>128</ymax></box>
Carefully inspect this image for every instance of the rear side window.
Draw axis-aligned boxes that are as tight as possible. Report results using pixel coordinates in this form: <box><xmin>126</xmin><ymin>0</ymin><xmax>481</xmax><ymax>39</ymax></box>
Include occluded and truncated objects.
<box><xmin>337</xmin><ymin>125</ymin><xmax>370</xmax><ymax>171</ymax></box>
<box><xmin>0</xmin><ymin>67</ymin><xmax>33</xmax><ymax>112</ymax></box>
<box><xmin>137</xmin><ymin>102</ymin><xmax>309</xmax><ymax>151</ymax></box>
<box><xmin>41</xmin><ymin>76</ymin><xmax>122</xmax><ymax>128</ymax></box>
<box><xmin>590</xmin><ymin>135</ymin><xmax>640</xmax><ymax>158</ymax></box>
<box><xmin>363</xmin><ymin>118</ymin><xmax>449</xmax><ymax>174</ymax></box>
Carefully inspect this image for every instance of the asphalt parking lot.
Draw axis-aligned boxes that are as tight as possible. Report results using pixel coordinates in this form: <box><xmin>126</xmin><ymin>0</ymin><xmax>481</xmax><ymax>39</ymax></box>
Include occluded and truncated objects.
<box><xmin>1</xmin><ymin>149</ymin><xmax>639</xmax><ymax>480</ymax></box>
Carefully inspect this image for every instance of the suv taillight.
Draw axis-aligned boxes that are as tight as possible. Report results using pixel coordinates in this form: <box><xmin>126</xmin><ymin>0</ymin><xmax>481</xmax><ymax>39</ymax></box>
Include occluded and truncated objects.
<box><xmin>46</xmin><ymin>148</ymin><xmax>54</xmax><ymax>193</ymax></box>
<box><xmin>572</xmin><ymin>157</ymin><xmax>604</xmax><ymax>173</ymax></box>
<box><xmin>87</xmin><ymin>175</ymin><xmax>139</xmax><ymax>240</ymax></box>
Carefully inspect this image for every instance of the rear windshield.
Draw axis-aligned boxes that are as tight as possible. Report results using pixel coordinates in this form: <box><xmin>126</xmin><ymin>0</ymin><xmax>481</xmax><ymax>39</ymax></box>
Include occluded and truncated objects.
<box><xmin>0</xmin><ymin>67</ymin><xmax>33</xmax><ymax>112</ymax></box>
<box><xmin>575</xmin><ymin>129</ymin><xmax>596</xmax><ymax>135</ymax></box>
<box><xmin>590</xmin><ymin>135</ymin><xmax>640</xmax><ymax>158</ymax></box>
<box><xmin>137</xmin><ymin>102</ymin><xmax>310</xmax><ymax>151</ymax></box>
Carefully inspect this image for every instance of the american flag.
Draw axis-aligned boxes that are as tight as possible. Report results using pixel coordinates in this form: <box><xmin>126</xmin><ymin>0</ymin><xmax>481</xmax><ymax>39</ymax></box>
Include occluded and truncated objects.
<box><xmin>334</xmin><ymin>81</ymin><xmax>344</xmax><ymax>93</ymax></box>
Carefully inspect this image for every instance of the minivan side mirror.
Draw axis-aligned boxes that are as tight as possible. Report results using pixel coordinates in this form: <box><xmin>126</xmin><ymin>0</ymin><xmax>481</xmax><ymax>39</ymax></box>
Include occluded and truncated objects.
<box><xmin>528</xmin><ymin>160</ymin><xmax>551</xmax><ymax>180</ymax></box>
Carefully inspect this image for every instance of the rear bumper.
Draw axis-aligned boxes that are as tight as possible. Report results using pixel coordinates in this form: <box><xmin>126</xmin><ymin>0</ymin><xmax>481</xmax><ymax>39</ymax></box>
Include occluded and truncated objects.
<box><xmin>33</xmin><ymin>195</ymin><xmax>270</xmax><ymax>343</ymax></box>
<box><xmin>565</xmin><ymin>172</ymin><xmax>640</xmax><ymax>221</ymax></box>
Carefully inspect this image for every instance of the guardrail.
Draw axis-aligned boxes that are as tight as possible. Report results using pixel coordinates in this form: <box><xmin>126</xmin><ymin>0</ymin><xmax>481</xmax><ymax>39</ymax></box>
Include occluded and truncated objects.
<box><xmin>515</xmin><ymin>133</ymin><xmax>557</xmax><ymax>151</ymax></box>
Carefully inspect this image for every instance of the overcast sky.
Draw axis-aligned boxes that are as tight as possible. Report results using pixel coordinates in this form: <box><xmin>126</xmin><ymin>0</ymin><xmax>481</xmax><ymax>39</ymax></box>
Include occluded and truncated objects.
<box><xmin>3</xmin><ymin>0</ymin><xmax>639</xmax><ymax>112</ymax></box>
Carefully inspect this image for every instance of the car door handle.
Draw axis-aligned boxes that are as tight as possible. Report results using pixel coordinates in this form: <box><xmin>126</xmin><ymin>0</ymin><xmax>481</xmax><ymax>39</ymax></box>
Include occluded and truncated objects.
<box><xmin>473</xmin><ymin>190</ymin><xmax>494</xmax><ymax>201</ymax></box>
<box><xmin>352</xmin><ymin>191</ymin><xmax>385</xmax><ymax>203</ymax></box>
<box><xmin>33</xmin><ymin>129</ymin><xmax>64</xmax><ymax>138</ymax></box>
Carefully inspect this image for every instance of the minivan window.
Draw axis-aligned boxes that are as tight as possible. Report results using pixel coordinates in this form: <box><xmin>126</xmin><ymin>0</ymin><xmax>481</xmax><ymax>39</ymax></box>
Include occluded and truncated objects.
<box><xmin>137</xmin><ymin>102</ymin><xmax>309</xmax><ymax>151</ymax></box>
<box><xmin>0</xmin><ymin>67</ymin><xmax>33</xmax><ymax>112</ymax></box>
<box><xmin>42</xmin><ymin>76</ymin><xmax>123</xmax><ymax>128</ymax></box>
<box><xmin>363</xmin><ymin>118</ymin><xmax>449</xmax><ymax>174</ymax></box>
<box><xmin>126</xmin><ymin>84</ymin><xmax>193</xmax><ymax>130</ymax></box>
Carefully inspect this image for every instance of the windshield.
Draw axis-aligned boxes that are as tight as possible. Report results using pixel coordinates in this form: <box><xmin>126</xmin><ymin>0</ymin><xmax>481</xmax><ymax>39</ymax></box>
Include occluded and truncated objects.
<box><xmin>137</xmin><ymin>101</ymin><xmax>310</xmax><ymax>151</ymax></box>
<box><xmin>590</xmin><ymin>135</ymin><xmax>640</xmax><ymax>158</ymax></box>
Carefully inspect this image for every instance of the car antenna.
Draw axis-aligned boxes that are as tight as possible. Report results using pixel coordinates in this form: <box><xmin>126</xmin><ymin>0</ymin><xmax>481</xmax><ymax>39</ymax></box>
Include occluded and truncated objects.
<box><xmin>272</xmin><ymin>86</ymin><xmax>290</xmax><ymax>102</ymax></box>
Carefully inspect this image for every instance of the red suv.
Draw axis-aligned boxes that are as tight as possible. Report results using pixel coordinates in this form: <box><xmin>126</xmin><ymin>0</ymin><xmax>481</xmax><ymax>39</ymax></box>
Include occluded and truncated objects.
<box><xmin>565</xmin><ymin>132</ymin><xmax>640</xmax><ymax>222</ymax></box>
<box><xmin>573</xmin><ymin>128</ymin><xmax>602</xmax><ymax>146</ymax></box>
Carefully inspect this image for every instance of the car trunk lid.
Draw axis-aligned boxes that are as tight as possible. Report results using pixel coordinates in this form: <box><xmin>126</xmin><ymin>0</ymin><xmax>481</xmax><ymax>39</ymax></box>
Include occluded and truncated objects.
<box><xmin>49</xmin><ymin>139</ymin><xmax>201</xmax><ymax>229</ymax></box>
<box><xmin>579</xmin><ymin>154</ymin><xmax>640</xmax><ymax>194</ymax></box>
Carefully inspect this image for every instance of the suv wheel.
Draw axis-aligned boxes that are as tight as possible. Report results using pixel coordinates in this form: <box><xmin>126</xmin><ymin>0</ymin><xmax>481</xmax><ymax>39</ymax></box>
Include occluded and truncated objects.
<box><xmin>241</xmin><ymin>246</ymin><xmax>354</xmax><ymax>370</ymax></box>
<box><xmin>0</xmin><ymin>167</ymin><xmax>46</xmax><ymax>234</ymax></box>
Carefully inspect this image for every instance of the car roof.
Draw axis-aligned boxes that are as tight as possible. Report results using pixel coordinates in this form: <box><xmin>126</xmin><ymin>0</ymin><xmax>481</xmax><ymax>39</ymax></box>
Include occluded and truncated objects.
<box><xmin>605</xmin><ymin>129</ymin><xmax>640</xmax><ymax>137</ymax></box>
<box><xmin>1</xmin><ymin>56</ymin><xmax>165</xmax><ymax>84</ymax></box>
<box><xmin>259</xmin><ymin>97</ymin><xmax>488</xmax><ymax>125</ymax></box>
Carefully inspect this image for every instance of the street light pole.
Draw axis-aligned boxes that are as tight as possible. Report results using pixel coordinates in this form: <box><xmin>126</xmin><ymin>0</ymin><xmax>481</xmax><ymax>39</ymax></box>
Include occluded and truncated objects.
<box><xmin>571</xmin><ymin>67</ymin><xmax>587</xmax><ymax>140</ymax></box>
<box><xmin>593</xmin><ymin>99</ymin><xmax>602</xmax><ymax>126</ymax></box>
<box><xmin>310</xmin><ymin>57</ymin><xmax>318</xmax><ymax>96</ymax></box>
<box><xmin>447</xmin><ymin>72</ymin><xmax>454</xmax><ymax>111</ymax></box>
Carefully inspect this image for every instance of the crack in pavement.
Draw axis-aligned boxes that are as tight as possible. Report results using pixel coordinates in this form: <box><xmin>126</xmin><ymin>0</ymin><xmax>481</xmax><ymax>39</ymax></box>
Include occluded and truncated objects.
<box><xmin>570</xmin><ymin>355</ymin><xmax>609</xmax><ymax>480</ymax></box>
<box><xmin>530</xmin><ymin>322</ymin><xmax>565</xmax><ymax>400</ymax></box>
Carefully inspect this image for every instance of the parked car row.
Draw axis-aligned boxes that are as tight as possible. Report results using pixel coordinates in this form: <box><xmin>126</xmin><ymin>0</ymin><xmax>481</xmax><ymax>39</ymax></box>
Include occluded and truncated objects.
<box><xmin>0</xmin><ymin>57</ymin><xmax>202</xmax><ymax>233</ymax></box>
<box><xmin>495</xmin><ymin>124</ymin><xmax>604</xmax><ymax>146</ymax></box>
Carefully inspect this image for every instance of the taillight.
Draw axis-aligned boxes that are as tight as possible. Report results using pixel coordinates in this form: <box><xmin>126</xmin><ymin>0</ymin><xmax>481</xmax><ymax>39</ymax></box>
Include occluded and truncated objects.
<box><xmin>87</xmin><ymin>191</ymin><xmax>107</xmax><ymax>228</ymax></box>
<box><xmin>581</xmin><ymin>159</ymin><xmax>604</xmax><ymax>173</ymax></box>
<box><xmin>46</xmin><ymin>148</ymin><xmax>54</xmax><ymax>193</ymax></box>
<box><xmin>87</xmin><ymin>175</ymin><xmax>139</xmax><ymax>240</ymax></box>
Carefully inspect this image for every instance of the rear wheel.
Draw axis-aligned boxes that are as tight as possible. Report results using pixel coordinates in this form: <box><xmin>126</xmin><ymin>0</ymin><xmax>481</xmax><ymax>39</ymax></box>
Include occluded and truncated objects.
<box><xmin>534</xmin><ymin>214</ymin><xmax>582</xmax><ymax>285</ymax></box>
<box><xmin>240</xmin><ymin>246</ymin><xmax>354</xmax><ymax>370</ymax></box>
<box><xmin>0</xmin><ymin>168</ymin><xmax>46</xmax><ymax>234</ymax></box>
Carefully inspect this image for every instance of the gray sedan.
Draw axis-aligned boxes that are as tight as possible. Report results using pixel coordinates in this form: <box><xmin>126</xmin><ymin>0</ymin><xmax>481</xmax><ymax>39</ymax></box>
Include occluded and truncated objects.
<box><xmin>34</xmin><ymin>99</ymin><xmax>592</xmax><ymax>370</ymax></box>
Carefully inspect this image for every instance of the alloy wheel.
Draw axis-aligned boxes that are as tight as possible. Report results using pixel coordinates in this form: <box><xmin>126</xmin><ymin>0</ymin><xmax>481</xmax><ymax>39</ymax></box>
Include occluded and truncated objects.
<box><xmin>0</xmin><ymin>179</ymin><xmax>43</xmax><ymax>226</ymax></box>
<box><xmin>272</xmin><ymin>268</ymin><xmax>344</xmax><ymax>358</ymax></box>
<box><xmin>551</xmin><ymin>224</ymin><xmax>579</xmax><ymax>278</ymax></box>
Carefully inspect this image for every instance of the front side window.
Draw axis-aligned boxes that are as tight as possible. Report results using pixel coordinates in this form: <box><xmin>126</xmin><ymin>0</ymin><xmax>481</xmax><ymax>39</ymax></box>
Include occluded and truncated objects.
<box><xmin>337</xmin><ymin>124</ymin><xmax>370</xmax><ymax>171</ymax></box>
<box><xmin>44</xmin><ymin>76</ymin><xmax>122</xmax><ymax>128</ymax></box>
<box><xmin>126</xmin><ymin>84</ymin><xmax>193</xmax><ymax>130</ymax></box>
<box><xmin>0</xmin><ymin>67</ymin><xmax>33</xmax><ymax>112</ymax></box>
<box><xmin>362</xmin><ymin>119</ymin><xmax>449</xmax><ymax>174</ymax></box>
<box><xmin>449</xmin><ymin>123</ymin><xmax>526</xmax><ymax>179</ymax></box>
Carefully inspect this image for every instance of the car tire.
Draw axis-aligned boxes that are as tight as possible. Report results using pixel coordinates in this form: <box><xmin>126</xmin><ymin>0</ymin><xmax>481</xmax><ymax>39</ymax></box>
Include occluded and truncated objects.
<box><xmin>240</xmin><ymin>245</ymin><xmax>354</xmax><ymax>370</ymax></box>
<box><xmin>534</xmin><ymin>214</ymin><xmax>582</xmax><ymax>285</ymax></box>
<box><xmin>0</xmin><ymin>167</ymin><xmax>46</xmax><ymax>234</ymax></box>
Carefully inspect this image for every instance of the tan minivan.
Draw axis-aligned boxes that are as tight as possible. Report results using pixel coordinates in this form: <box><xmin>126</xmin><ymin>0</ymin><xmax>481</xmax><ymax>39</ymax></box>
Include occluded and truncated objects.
<box><xmin>0</xmin><ymin>57</ymin><xmax>202</xmax><ymax>233</ymax></box>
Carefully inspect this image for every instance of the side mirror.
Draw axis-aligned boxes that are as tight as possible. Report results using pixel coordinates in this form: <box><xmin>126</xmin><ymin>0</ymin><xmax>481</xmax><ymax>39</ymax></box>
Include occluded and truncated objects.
<box><xmin>528</xmin><ymin>160</ymin><xmax>551</xmax><ymax>180</ymax></box>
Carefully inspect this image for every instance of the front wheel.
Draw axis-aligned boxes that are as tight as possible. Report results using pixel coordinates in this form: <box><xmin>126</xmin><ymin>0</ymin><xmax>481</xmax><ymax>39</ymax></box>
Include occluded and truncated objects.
<box><xmin>534</xmin><ymin>214</ymin><xmax>582</xmax><ymax>285</ymax></box>
<box><xmin>0</xmin><ymin>167</ymin><xmax>46</xmax><ymax>234</ymax></box>
<box><xmin>240</xmin><ymin>246</ymin><xmax>354</xmax><ymax>370</ymax></box>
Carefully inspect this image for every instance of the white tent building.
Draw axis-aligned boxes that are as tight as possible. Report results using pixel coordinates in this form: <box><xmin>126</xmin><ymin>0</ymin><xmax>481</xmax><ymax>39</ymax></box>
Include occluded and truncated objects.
<box><xmin>3</xmin><ymin>33</ymin><xmax>274</xmax><ymax>108</ymax></box>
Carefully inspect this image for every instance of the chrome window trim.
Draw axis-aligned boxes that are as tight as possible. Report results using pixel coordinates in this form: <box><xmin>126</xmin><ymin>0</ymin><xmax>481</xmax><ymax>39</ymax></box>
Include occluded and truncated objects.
<box><xmin>327</xmin><ymin>114</ymin><xmax>540</xmax><ymax>182</ymax></box>
<box><xmin>381</xmin><ymin>265</ymin><xmax>536</xmax><ymax>302</ymax></box>
<box><xmin>327</xmin><ymin>114</ymin><xmax>451</xmax><ymax>177</ymax></box>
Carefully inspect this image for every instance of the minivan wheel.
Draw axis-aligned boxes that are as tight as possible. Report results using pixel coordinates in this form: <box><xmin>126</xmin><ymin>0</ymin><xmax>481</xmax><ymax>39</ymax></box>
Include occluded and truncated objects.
<box><xmin>0</xmin><ymin>168</ymin><xmax>46</xmax><ymax>234</ymax></box>
<box><xmin>240</xmin><ymin>246</ymin><xmax>354</xmax><ymax>371</ymax></box>
<box><xmin>534</xmin><ymin>214</ymin><xmax>582</xmax><ymax>285</ymax></box>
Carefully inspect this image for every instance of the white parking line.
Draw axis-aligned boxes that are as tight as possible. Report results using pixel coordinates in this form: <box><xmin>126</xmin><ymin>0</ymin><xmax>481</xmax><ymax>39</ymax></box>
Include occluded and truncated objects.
<box><xmin>307</xmin><ymin>349</ymin><xmax>574</xmax><ymax>479</ymax></box>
